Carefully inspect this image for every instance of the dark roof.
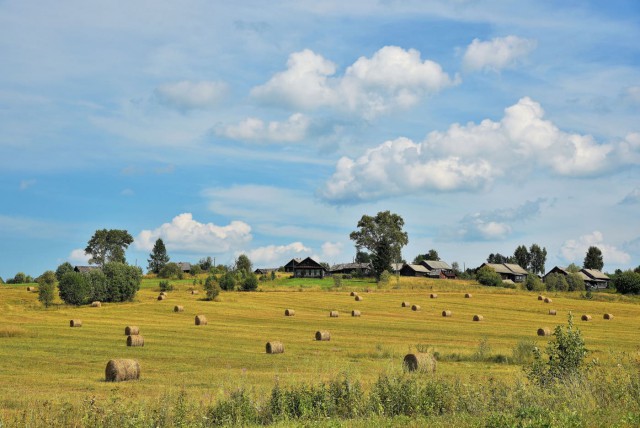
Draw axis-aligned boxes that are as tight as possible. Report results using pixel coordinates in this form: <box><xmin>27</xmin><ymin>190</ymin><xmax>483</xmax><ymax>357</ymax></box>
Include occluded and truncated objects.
<box><xmin>74</xmin><ymin>265</ymin><xmax>101</xmax><ymax>273</ymax></box>
<box><xmin>254</xmin><ymin>268</ymin><xmax>277</xmax><ymax>274</ymax></box>
<box><xmin>294</xmin><ymin>257</ymin><xmax>326</xmax><ymax>270</ymax></box>
<box><xmin>330</xmin><ymin>262</ymin><xmax>371</xmax><ymax>272</ymax></box>
<box><xmin>177</xmin><ymin>262</ymin><xmax>191</xmax><ymax>271</ymax></box>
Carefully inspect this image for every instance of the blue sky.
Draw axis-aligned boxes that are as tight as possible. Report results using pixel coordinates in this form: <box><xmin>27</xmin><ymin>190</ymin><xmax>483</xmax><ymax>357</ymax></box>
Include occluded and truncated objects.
<box><xmin>1</xmin><ymin>0</ymin><xmax>639</xmax><ymax>279</ymax></box>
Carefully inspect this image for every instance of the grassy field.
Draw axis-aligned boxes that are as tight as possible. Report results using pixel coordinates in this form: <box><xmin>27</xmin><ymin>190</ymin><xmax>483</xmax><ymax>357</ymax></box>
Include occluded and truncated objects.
<box><xmin>1</xmin><ymin>275</ymin><xmax>639</xmax><ymax>425</ymax></box>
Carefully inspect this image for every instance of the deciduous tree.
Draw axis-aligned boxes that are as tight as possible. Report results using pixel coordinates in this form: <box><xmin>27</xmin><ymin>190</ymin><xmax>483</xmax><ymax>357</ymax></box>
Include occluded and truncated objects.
<box><xmin>85</xmin><ymin>229</ymin><xmax>133</xmax><ymax>266</ymax></box>
<box><xmin>528</xmin><ymin>244</ymin><xmax>547</xmax><ymax>275</ymax></box>
<box><xmin>37</xmin><ymin>270</ymin><xmax>56</xmax><ymax>308</ymax></box>
<box><xmin>513</xmin><ymin>245</ymin><xmax>530</xmax><ymax>270</ymax></box>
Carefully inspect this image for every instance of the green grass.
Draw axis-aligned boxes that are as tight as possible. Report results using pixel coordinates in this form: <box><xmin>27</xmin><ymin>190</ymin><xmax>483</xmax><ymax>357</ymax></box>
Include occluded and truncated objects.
<box><xmin>1</xmin><ymin>277</ymin><xmax>639</xmax><ymax>425</ymax></box>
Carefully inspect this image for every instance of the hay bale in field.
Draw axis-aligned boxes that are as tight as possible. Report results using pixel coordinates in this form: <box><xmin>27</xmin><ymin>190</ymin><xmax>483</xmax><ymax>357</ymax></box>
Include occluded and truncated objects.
<box><xmin>157</xmin><ymin>295</ymin><xmax>166</xmax><ymax>301</ymax></box>
<box><xmin>544</xmin><ymin>297</ymin><xmax>552</xmax><ymax>303</ymax></box>
<box><xmin>191</xmin><ymin>290</ymin><xmax>199</xmax><ymax>295</ymax></box>
<box><xmin>411</xmin><ymin>304</ymin><xmax>421</xmax><ymax>311</ymax></box>
<box><xmin>350</xmin><ymin>291</ymin><xmax>358</xmax><ymax>297</ymax></box>
<box><xmin>124</xmin><ymin>326</ymin><xmax>139</xmax><ymax>336</ymax></box>
<box><xmin>473</xmin><ymin>314</ymin><xmax>483</xmax><ymax>322</ymax></box>
<box><xmin>315</xmin><ymin>330</ymin><xmax>330</xmax><ymax>341</ymax></box>
<box><xmin>329</xmin><ymin>310</ymin><xmax>339</xmax><ymax>317</ymax></box>
<box><xmin>26</xmin><ymin>286</ymin><xmax>35</xmax><ymax>292</ymax></box>
<box><xmin>442</xmin><ymin>310</ymin><xmax>452</xmax><ymax>317</ymax></box>
<box><xmin>538</xmin><ymin>295</ymin><xmax>544</xmax><ymax>301</ymax></box>
<box><xmin>91</xmin><ymin>301</ymin><xmax>101</xmax><ymax>307</ymax></box>
<box><xmin>126</xmin><ymin>335</ymin><xmax>144</xmax><ymax>347</ymax></box>
<box><xmin>430</xmin><ymin>293</ymin><xmax>438</xmax><ymax>299</ymax></box>
<box><xmin>603</xmin><ymin>313</ymin><xmax>614</xmax><ymax>320</ymax></box>
<box><xmin>105</xmin><ymin>359</ymin><xmax>140</xmax><ymax>382</ymax></box>
<box><xmin>401</xmin><ymin>301</ymin><xmax>411</xmax><ymax>307</ymax></box>
<box><xmin>195</xmin><ymin>315</ymin><xmax>208</xmax><ymax>326</ymax></box>
<box><xmin>69</xmin><ymin>319</ymin><xmax>82</xmax><ymax>327</ymax></box>
<box><xmin>284</xmin><ymin>309</ymin><xmax>295</xmax><ymax>316</ymax></box>
<box><xmin>537</xmin><ymin>327</ymin><xmax>551</xmax><ymax>336</ymax></box>
<box><xmin>464</xmin><ymin>293</ymin><xmax>472</xmax><ymax>298</ymax></box>
<box><xmin>355</xmin><ymin>295</ymin><xmax>363</xmax><ymax>301</ymax></box>
<box><xmin>174</xmin><ymin>305</ymin><xmax>184</xmax><ymax>312</ymax></box>
<box><xmin>548</xmin><ymin>310</ymin><xmax>557</xmax><ymax>316</ymax></box>
<box><xmin>266</xmin><ymin>341</ymin><xmax>284</xmax><ymax>354</ymax></box>
<box><xmin>581</xmin><ymin>314</ymin><xmax>592</xmax><ymax>321</ymax></box>
<box><xmin>352</xmin><ymin>310</ymin><xmax>361</xmax><ymax>317</ymax></box>
<box><xmin>160</xmin><ymin>291</ymin><xmax>167</xmax><ymax>296</ymax></box>
<box><xmin>403</xmin><ymin>353</ymin><xmax>436</xmax><ymax>373</ymax></box>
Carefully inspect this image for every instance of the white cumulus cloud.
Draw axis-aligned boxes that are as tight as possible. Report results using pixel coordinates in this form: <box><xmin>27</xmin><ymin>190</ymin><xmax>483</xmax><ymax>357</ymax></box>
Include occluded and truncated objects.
<box><xmin>155</xmin><ymin>80</ymin><xmax>228</xmax><ymax>110</ymax></box>
<box><xmin>218</xmin><ymin>113</ymin><xmax>310</xmax><ymax>143</ymax></box>
<box><xmin>321</xmin><ymin>241</ymin><xmax>343</xmax><ymax>259</ymax></box>
<box><xmin>560</xmin><ymin>231</ymin><xmax>631</xmax><ymax>265</ymax></box>
<box><xmin>240</xmin><ymin>242</ymin><xmax>311</xmax><ymax>266</ymax></box>
<box><xmin>251</xmin><ymin>46</ymin><xmax>456</xmax><ymax>119</ymax></box>
<box><xmin>463</xmin><ymin>35</ymin><xmax>537</xmax><ymax>72</ymax></box>
<box><xmin>68</xmin><ymin>248</ymin><xmax>90</xmax><ymax>265</ymax></box>
<box><xmin>321</xmin><ymin>97</ymin><xmax>640</xmax><ymax>203</ymax></box>
<box><xmin>135</xmin><ymin>213</ymin><xmax>251</xmax><ymax>253</ymax></box>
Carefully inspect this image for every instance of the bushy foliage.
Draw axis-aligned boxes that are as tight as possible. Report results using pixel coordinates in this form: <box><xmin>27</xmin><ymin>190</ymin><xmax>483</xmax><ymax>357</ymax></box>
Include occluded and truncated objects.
<box><xmin>333</xmin><ymin>274</ymin><xmax>343</xmax><ymax>287</ymax></box>
<box><xmin>566</xmin><ymin>272</ymin><xmax>585</xmax><ymax>291</ymax></box>
<box><xmin>583</xmin><ymin>246</ymin><xmax>604</xmax><ymax>270</ymax></box>
<box><xmin>204</xmin><ymin>276</ymin><xmax>221</xmax><ymax>300</ymax></box>
<box><xmin>159</xmin><ymin>262</ymin><xmax>182</xmax><ymax>279</ymax></box>
<box><xmin>37</xmin><ymin>270</ymin><xmax>56</xmax><ymax>308</ymax></box>
<box><xmin>526</xmin><ymin>313</ymin><xmax>588</xmax><ymax>386</ymax></box>
<box><xmin>544</xmin><ymin>272</ymin><xmax>568</xmax><ymax>291</ymax></box>
<box><xmin>476</xmin><ymin>265</ymin><xmax>502</xmax><ymax>286</ymax></box>
<box><xmin>189</xmin><ymin>264</ymin><xmax>202</xmax><ymax>276</ymax></box>
<box><xmin>86</xmin><ymin>269</ymin><xmax>108</xmax><ymax>302</ymax></box>
<box><xmin>612</xmin><ymin>270</ymin><xmax>640</xmax><ymax>294</ymax></box>
<box><xmin>159</xmin><ymin>280</ymin><xmax>174</xmax><ymax>292</ymax></box>
<box><xmin>242</xmin><ymin>274</ymin><xmax>258</xmax><ymax>291</ymax></box>
<box><xmin>102</xmin><ymin>262</ymin><xmax>142</xmax><ymax>302</ymax></box>
<box><xmin>55</xmin><ymin>262</ymin><xmax>74</xmax><ymax>281</ymax></box>
<box><xmin>235</xmin><ymin>254</ymin><xmax>253</xmax><ymax>276</ymax></box>
<box><xmin>378</xmin><ymin>270</ymin><xmax>392</xmax><ymax>286</ymax></box>
<box><xmin>524</xmin><ymin>274</ymin><xmax>545</xmax><ymax>292</ymax></box>
<box><xmin>58</xmin><ymin>272</ymin><xmax>91</xmax><ymax>306</ymax></box>
<box><xmin>219</xmin><ymin>271</ymin><xmax>236</xmax><ymax>291</ymax></box>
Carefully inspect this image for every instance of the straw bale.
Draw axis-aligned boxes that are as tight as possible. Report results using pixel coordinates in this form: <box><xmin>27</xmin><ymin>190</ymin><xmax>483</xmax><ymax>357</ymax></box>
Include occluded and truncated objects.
<box><xmin>195</xmin><ymin>315</ymin><xmax>208</xmax><ymax>325</ymax></box>
<box><xmin>105</xmin><ymin>359</ymin><xmax>140</xmax><ymax>382</ymax></box>
<box><xmin>355</xmin><ymin>295</ymin><xmax>363</xmax><ymax>301</ymax></box>
<box><xmin>126</xmin><ymin>335</ymin><xmax>144</xmax><ymax>347</ymax></box>
<box><xmin>473</xmin><ymin>314</ymin><xmax>483</xmax><ymax>322</ymax></box>
<box><xmin>548</xmin><ymin>310</ymin><xmax>557</xmax><ymax>316</ymax></box>
<box><xmin>403</xmin><ymin>353</ymin><xmax>436</xmax><ymax>373</ymax></box>
<box><xmin>603</xmin><ymin>313</ymin><xmax>614</xmax><ymax>320</ymax></box>
<box><xmin>537</xmin><ymin>327</ymin><xmax>551</xmax><ymax>336</ymax></box>
<box><xmin>91</xmin><ymin>301</ymin><xmax>101</xmax><ymax>307</ymax></box>
<box><xmin>124</xmin><ymin>326</ymin><xmax>139</xmax><ymax>336</ymax></box>
<box><xmin>285</xmin><ymin>309</ymin><xmax>295</xmax><ymax>316</ymax></box>
<box><xmin>544</xmin><ymin>297</ymin><xmax>552</xmax><ymax>303</ymax></box>
<box><xmin>581</xmin><ymin>314</ymin><xmax>592</xmax><ymax>321</ymax></box>
<box><xmin>69</xmin><ymin>319</ymin><xmax>82</xmax><ymax>327</ymax></box>
<box><xmin>464</xmin><ymin>293</ymin><xmax>472</xmax><ymax>298</ymax></box>
<box><xmin>315</xmin><ymin>330</ymin><xmax>330</xmax><ymax>341</ymax></box>
<box><xmin>411</xmin><ymin>305</ymin><xmax>421</xmax><ymax>311</ymax></box>
<box><xmin>442</xmin><ymin>310</ymin><xmax>452</xmax><ymax>317</ymax></box>
<box><xmin>266</xmin><ymin>341</ymin><xmax>284</xmax><ymax>354</ymax></box>
<box><xmin>351</xmin><ymin>310</ymin><xmax>361</xmax><ymax>317</ymax></box>
<box><xmin>401</xmin><ymin>301</ymin><xmax>410</xmax><ymax>307</ymax></box>
<box><xmin>329</xmin><ymin>311</ymin><xmax>339</xmax><ymax>317</ymax></box>
<box><xmin>174</xmin><ymin>305</ymin><xmax>184</xmax><ymax>312</ymax></box>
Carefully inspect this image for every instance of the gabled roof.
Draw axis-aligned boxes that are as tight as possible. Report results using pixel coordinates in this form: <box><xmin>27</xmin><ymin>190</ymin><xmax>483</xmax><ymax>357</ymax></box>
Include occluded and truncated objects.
<box><xmin>545</xmin><ymin>266</ymin><xmax>590</xmax><ymax>281</ymax></box>
<box><xmin>330</xmin><ymin>262</ymin><xmax>371</xmax><ymax>272</ymax></box>
<box><xmin>294</xmin><ymin>257</ymin><xmax>326</xmax><ymax>270</ymax></box>
<box><xmin>482</xmin><ymin>263</ymin><xmax>513</xmax><ymax>275</ymax></box>
<box><xmin>503</xmin><ymin>263</ymin><xmax>529</xmax><ymax>275</ymax></box>
<box><xmin>284</xmin><ymin>258</ymin><xmax>303</xmax><ymax>266</ymax></box>
<box><xmin>421</xmin><ymin>260</ymin><xmax>451</xmax><ymax>270</ymax></box>
<box><xmin>177</xmin><ymin>262</ymin><xmax>191</xmax><ymax>271</ymax></box>
<box><xmin>74</xmin><ymin>265</ymin><xmax>101</xmax><ymax>273</ymax></box>
<box><xmin>403</xmin><ymin>264</ymin><xmax>430</xmax><ymax>273</ymax></box>
<box><xmin>581</xmin><ymin>269</ymin><xmax>609</xmax><ymax>280</ymax></box>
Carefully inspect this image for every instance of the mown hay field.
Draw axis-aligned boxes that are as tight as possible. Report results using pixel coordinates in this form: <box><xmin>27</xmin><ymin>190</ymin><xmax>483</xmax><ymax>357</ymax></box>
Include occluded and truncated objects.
<box><xmin>1</xmin><ymin>277</ymin><xmax>639</xmax><ymax>416</ymax></box>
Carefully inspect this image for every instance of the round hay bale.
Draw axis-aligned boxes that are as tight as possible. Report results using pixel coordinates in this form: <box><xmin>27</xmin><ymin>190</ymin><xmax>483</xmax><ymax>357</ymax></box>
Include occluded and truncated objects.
<box><xmin>195</xmin><ymin>315</ymin><xmax>208</xmax><ymax>326</ymax></box>
<box><xmin>157</xmin><ymin>295</ymin><xmax>166</xmax><ymax>301</ymax></box>
<box><xmin>105</xmin><ymin>359</ymin><xmax>140</xmax><ymax>382</ymax></box>
<box><xmin>430</xmin><ymin>293</ymin><xmax>438</xmax><ymax>299</ymax></box>
<box><xmin>315</xmin><ymin>330</ymin><xmax>330</xmax><ymax>341</ymax></box>
<box><xmin>350</xmin><ymin>291</ymin><xmax>358</xmax><ymax>297</ymax></box>
<box><xmin>91</xmin><ymin>301</ymin><xmax>101</xmax><ymax>308</ymax></box>
<box><xmin>69</xmin><ymin>319</ymin><xmax>82</xmax><ymax>327</ymax></box>
<box><xmin>403</xmin><ymin>353</ymin><xmax>436</xmax><ymax>373</ymax></box>
<box><xmin>544</xmin><ymin>297</ymin><xmax>552</xmax><ymax>303</ymax></box>
<box><xmin>473</xmin><ymin>314</ymin><xmax>483</xmax><ymax>322</ymax></box>
<box><xmin>284</xmin><ymin>309</ymin><xmax>295</xmax><ymax>316</ymax></box>
<box><xmin>351</xmin><ymin>309</ymin><xmax>361</xmax><ymax>317</ymax></box>
<box><xmin>174</xmin><ymin>305</ymin><xmax>184</xmax><ymax>312</ymax></box>
<box><xmin>126</xmin><ymin>335</ymin><xmax>144</xmax><ymax>347</ymax></box>
<box><xmin>329</xmin><ymin>310</ymin><xmax>339</xmax><ymax>317</ymax></box>
<box><xmin>603</xmin><ymin>313</ymin><xmax>614</xmax><ymax>320</ymax></box>
<box><xmin>124</xmin><ymin>326</ymin><xmax>139</xmax><ymax>336</ymax></box>
<box><xmin>401</xmin><ymin>301</ymin><xmax>411</xmax><ymax>307</ymax></box>
<box><xmin>411</xmin><ymin>304</ymin><xmax>421</xmax><ymax>311</ymax></box>
<box><xmin>464</xmin><ymin>293</ymin><xmax>472</xmax><ymax>298</ymax></box>
<box><xmin>191</xmin><ymin>290</ymin><xmax>199</xmax><ymax>295</ymax></box>
<box><xmin>266</xmin><ymin>341</ymin><xmax>284</xmax><ymax>354</ymax></box>
<box><xmin>442</xmin><ymin>310</ymin><xmax>452</xmax><ymax>317</ymax></box>
<box><xmin>538</xmin><ymin>295</ymin><xmax>544</xmax><ymax>301</ymax></box>
<box><xmin>548</xmin><ymin>310</ymin><xmax>557</xmax><ymax>316</ymax></box>
<box><xmin>537</xmin><ymin>327</ymin><xmax>551</xmax><ymax>336</ymax></box>
<box><xmin>26</xmin><ymin>286</ymin><xmax>35</xmax><ymax>292</ymax></box>
<box><xmin>355</xmin><ymin>295</ymin><xmax>363</xmax><ymax>301</ymax></box>
<box><xmin>581</xmin><ymin>314</ymin><xmax>592</xmax><ymax>321</ymax></box>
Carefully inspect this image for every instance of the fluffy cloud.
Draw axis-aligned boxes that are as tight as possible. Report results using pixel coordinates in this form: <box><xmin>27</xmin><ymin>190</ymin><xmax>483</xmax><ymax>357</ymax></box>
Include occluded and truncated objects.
<box><xmin>135</xmin><ymin>213</ymin><xmax>251</xmax><ymax>253</ymax></box>
<box><xmin>240</xmin><ymin>242</ymin><xmax>310</xmax><ymax>266</ymax></box>
<box><xmin>619</xmin><ymin>187</ymin><xmax>640</xmax><ymax>205</ymax></box>
<box><xmin>155</xmin><ymin>80</ymin><xmax>227</xmax><ymax>110</ymax></box>
<box><xmin>68</xmin><ymin>248</ymin><xmax>90</xmax><ymax>264</ymax></box>
<box><xmin>321</xmin><ymin>241</ymin><xmax>343</xmax><ymax>259</ymax></box>
<box><xmin>463</xmin><ymin>35</ymin><xmax>536</xmax><ymax>72</ymax></box>
<box><xmin>560</xmin><ymin>231</ymin><xmax>631</xmax><ymax>265</ymax></box>
<box><xmin>251</xmin><ymin>46</ymin><xmax>456</xmax><ymax>119</ymax></box>
<box><xmin>321</xmin><ymin>97</ymin><xmax>639</xmax><ymax>203</ymax></box>
<box><xmin>218</xmin><ymin>113</ymin><xmax>310</xmax><ymax>143</ymax></box>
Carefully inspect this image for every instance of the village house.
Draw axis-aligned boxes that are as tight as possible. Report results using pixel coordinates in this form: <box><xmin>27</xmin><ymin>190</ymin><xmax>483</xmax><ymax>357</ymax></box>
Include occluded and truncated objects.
<box><xmin>283</xmin><ymin>258</ymin><xmax>302</xmax><ymax>273</ymax></box>
<box><xmin>400</xmin><ymin>264</ymin><xmax>430</xmax><ymax>277</ymax></box>
<box><xmin>543</xmin><ymin>266</ymin><xmax>610</xmax><ymax>290</ymax></box>
<box><xmin>291</xmin><ymin>257</ymin><xmax>327</xmax><ymax>278</ymax></box>
<box><xmin>480</xmin><ymin>263</ymin><xmax>529</xmax><ymax>283</ymax></box>
<box><xmin>329</xmin><ymin>262</ymin><xmax>372</xmax><ymax>276</ymax></box>
<box><xmin>420</xmin><ymin>260</ymin><xmax>457</xmax><ymax>279</ymax></box>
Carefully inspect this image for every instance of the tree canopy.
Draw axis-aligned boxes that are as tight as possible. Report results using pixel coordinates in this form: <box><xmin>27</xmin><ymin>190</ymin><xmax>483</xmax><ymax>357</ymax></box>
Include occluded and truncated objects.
<box><xmin>583</xmin><ymin>246</ymin><xmax>604</xmax><ymax>270</ymax></box>
<box><xmin>85</xmin><ymin>229</ymin><xmax>133</xmax><ymax>266</ymax></box>
<box><xmin>413</xmin><ymin>249</ymin><xmax>440</xmax><ymax>264</ymax></box>
<box><xmin>147</xmin><ymin>238</ymin><xmax>170</xmax><ymax>274</ymax></box>
<box><xmin>350</xmin><ymin>211</ymin><xmax>408</xmax><ymax>280</ymax></box>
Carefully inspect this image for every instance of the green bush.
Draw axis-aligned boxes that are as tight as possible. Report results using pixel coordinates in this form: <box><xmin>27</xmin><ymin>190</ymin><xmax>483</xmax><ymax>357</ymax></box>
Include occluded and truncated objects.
<box><xmin>58</xmin><ymin>272</ymin><xmax>91</xmax><ymax>306</ymax></box>
<box><xmin>242</xmin><ymin>274</ymin><xmax>258</xmax><ymax>291</ymax></box>
<box><xmin>159</xmin><ymin>280</ymin><xmax>174</xmax><ymax>292</ymax></box>
<box><xmin>219</xmin><ymin>271</ymin><xmax>236</xmax><ymax>291</ymax></box>
<box><xmin>476</xmin><ymin>266</ymin><xmax>502</xmax><ymax>286</ymax></box>
<box><xmin>159</xmin><ymin>262</ymin><xmax>182</xmax><ymax>279</ymax></box>
<box><xmin>102</xmin><ymin>262</ymin><xmax>142</xmax><ymax>302</ymax></box>
<box><xmin>55</xmin><ymin>262</ymin><xmax>74</xmax><ymax>281</ymax></box>
<box><xmin>204</xmin><ymin>276</ymin><xmax>221</xmax><ymax>301</ymax></box>
<box><xmin>524</xmin><ymin>274</ymin><xmax>545</xmax><ymax>292</ymax></box>
<box><xmin>378</xmin><ymin>270</ymin><xmax>392</xmax><ymax>286</ymax></box>
<box><xmin>333</xmin><ymin>274</ymin><xmax>343</xmax><ymax>287</ymax></box>
<box><xmin>37</xmin><ymin>270</ymin><xmax>56</xmax><ymax>308</ymax></box>
<box><xmin>613</xmin><ymin>270</ymin><xmax>640</xmax><ymax>294</ymax></box>
<box><xmin>566</xmin><ymin>272</ymin><xmax>585</xmax><ymax>292</ymax></box>
<box><xmin>86</xmin><ymin>269</ymin><xmax>108</xmax><ymax>302</ymax></box>
<box><xmin>544</xmin><ymin>272</ymin><xmax>568</xmax><ymax>291</ymax></box>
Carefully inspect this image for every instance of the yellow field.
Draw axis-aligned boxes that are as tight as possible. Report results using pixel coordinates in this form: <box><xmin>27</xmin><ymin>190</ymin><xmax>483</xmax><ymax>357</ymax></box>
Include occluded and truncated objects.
<box><xmin>1</xmin><ymin>278</ymin><xmax>639</xmax><ymax>415</ymax></box>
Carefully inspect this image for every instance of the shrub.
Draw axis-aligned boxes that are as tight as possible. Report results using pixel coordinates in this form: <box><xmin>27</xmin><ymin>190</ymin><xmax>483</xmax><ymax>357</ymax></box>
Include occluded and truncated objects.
<box><xmin>333</xmin><ymin>274</ymin><xmax>343</xmax><ymax>288</ymax></box>
<box><xmin>86</xmin><ymin>269</ymin><xmax>108</xmax><ymax>302</ymax></box>
<box><xmin>544</xmin><ymin>272</ymin><xmax>568</xmax><ymax>292</ymax></box>
<box><xmin>58</xmin><ymin>272</ymin><xmax>91</xmax><ymax>306</ymax></box>
<box><xmin>159</xmin><ymin>262</ymin><xmax>182</xmax><ymax>279</ymax></box>
<box><xmin>612</xmin><ymin>270</ymin><xmax>640</xmax><ymax>294</ymax></box>
<box><xmin>159</xmin><ymin>280</ymin><xmax>174</xmax><ymax>292</ymax></box>
<box><xmin>102</xmin><ymin>262</ymin><xmax>142</xmax><ymax>302</ymax></box>
<box><xmin>12</xmin><ymin>272</ymin><xmax>27</xmax><ymax>284</ymax></box>
<box><xmin>55</xmin><ymin>262</ymin><xmax>74</xmax><ymax>281</ymax></box>
<box><xmin>476</xmin><ymin>265</ymin><xmax>502</xmax><ymax>286</ymax></box>
<box><xmin>566</xmin><ymin>272</ymin><xmax>585</xmax><ymax>292</ymax></box>
<box><xmin>37</xmin><ymin>270</ymin><xmax>56</xmax><ymax>308</ymax></box>
<box><xmin>204</xmin><ymin>276</ymin><xmax>221</xmax><ymax>301</ymax></box>
<box><xmin>242</xmin><ymin>274</ymin><xmax>258</xmax><ymax>291</ymax></box>
<box><xmin>219</xmin><ymin>271</ymin><xmax>236</xmax><ymax>291</ymax></box>
<box><xmin>524</xmin><ymin>274</ymin><xmax>545</xmax><ymax>292</ymax></box>
<box><xmin>378</xmin><ymin>270</ymin><xmax>392</xmax><ymax>286</ymax></box>
<box><xmin>190</xmin><ymin>264</ymin><xmax>202</xmax><ymax>276</ymax></box>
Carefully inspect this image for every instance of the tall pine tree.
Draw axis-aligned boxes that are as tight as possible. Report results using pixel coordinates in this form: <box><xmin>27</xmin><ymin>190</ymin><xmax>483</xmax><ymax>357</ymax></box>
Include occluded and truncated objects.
<box><xmin>148</xmin><ymin>238</ymin><xmax>170</xmax><ymax>274</ymax></box>
<box><xmin>583</xmin><ymin>246</ymin><xmax>604</xmax><ymax>270</ymax></box>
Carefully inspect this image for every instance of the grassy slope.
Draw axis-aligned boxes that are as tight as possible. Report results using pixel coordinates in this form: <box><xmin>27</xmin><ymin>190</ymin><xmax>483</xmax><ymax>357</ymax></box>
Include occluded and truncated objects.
<box><xmin>1</xmin><ymin>276</ymin><xmax>639</xmax><ymax>414</ymax></box>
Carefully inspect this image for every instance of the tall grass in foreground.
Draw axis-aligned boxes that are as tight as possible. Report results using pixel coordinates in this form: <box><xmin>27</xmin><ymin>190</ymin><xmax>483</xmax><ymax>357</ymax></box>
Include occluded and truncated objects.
<box><xmin>2</xmin><ymin>361</ymin><xmax>639</xmax><ymax>427</ymax></box>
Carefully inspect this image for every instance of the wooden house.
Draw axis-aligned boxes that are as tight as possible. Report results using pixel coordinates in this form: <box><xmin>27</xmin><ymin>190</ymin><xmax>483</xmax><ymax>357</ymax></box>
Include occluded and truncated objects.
<box><xmin>292</xmin><ymin>257</ymin><xmax>326</xmax><ymax>278</ymax></box>
<box><xmin>283</xmin><ymin>258</ymin><xmax>302</xmax><ymax>273</ymax></box>
<box><xmin>544</xmin><ymin>266</ymin><xmax>610</xmax><ymax>290</ymax></box>
<box><xmin>329</xmin><ymin>262</ymin><xmax>372</xmax><ymax>276</ymax></box>
<box><xmin>420</xmin><ymin>260</ymin><xmax>456</xmax><ymax>279</ymax></box>
<box><xmin>480</xmin><ymin>263</ymin><xmax>528</xmax><ymax>283</ymax></box>
<box><xmin>400</xmin><ymin>264</ymin><xmax>430</xmax><ymax>277</ymax></box>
